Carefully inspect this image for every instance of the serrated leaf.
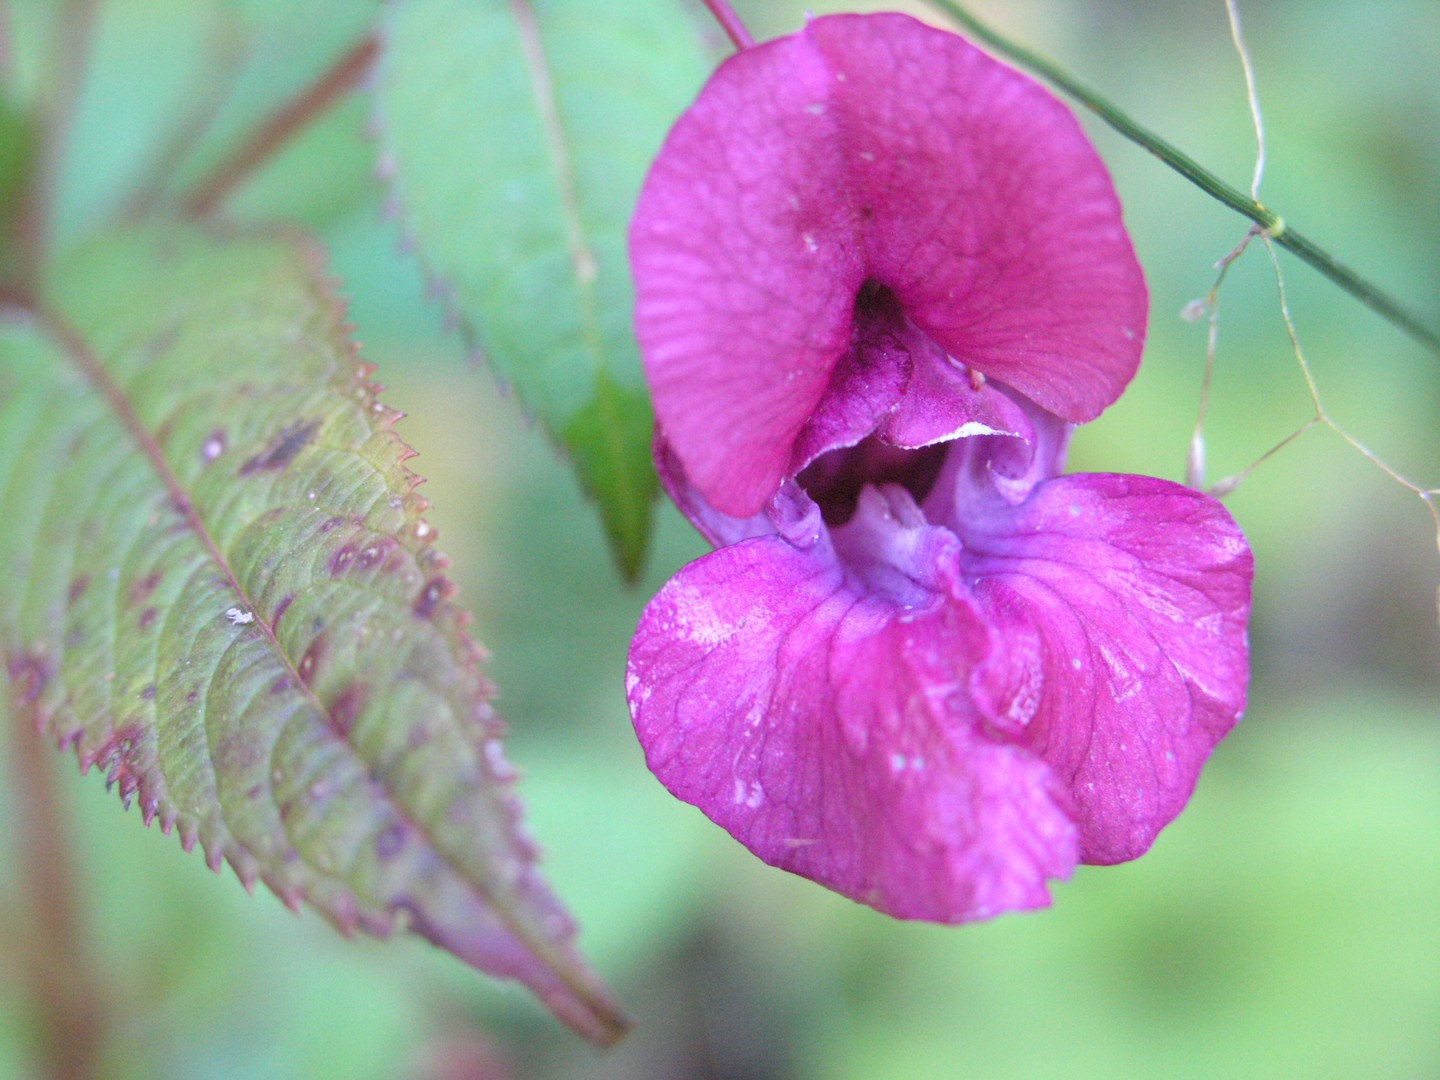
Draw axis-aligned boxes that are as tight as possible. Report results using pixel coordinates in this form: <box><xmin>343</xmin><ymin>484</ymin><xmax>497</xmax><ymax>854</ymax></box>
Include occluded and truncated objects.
<box><xmin>373</xmin><ymin>0</ymin><xmax>708</xmax><ymax>580</ymax></box>
<box><xmin>0</xmin><ymin>224</ymin><xmax>626</xmax><ymax>1044</ymax></box>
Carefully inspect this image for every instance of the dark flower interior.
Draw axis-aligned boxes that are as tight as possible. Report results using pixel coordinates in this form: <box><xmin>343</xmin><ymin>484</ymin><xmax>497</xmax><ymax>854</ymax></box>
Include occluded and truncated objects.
<box><xmin>798</xmin><ymin>437</ymin><xmax>947</xmax><ymax>526</ymax></box>
<box><xmin>794</xmin><ymin>279</ymin><xmax>949</xmax><ymax>525</ymax></box>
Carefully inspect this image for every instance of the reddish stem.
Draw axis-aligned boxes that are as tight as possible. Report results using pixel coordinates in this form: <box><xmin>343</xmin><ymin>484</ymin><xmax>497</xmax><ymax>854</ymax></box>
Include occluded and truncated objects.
<box><xmin>700</xmin><ymin>0</ymin><xmax>754</xmax><ymax>50</ymax></box>
<box><xmin>8</xmin><ymin>695</ymin><xmax>108</xmax><ymax>1080</ymax></box>
<box><xmin>183</xmin><ymin>34</ymin><xmax>379</xmax><ymax>217</ymax></box>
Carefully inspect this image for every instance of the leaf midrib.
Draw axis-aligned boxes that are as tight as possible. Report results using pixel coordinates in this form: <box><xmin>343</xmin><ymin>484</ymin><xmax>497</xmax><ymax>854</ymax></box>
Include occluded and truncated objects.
<box><xmin>508</xmin><ymin>0</ymin><xmax>648</xmax><ymax>563</ymax></box>
<box><xmin>35</xmin><ymin>302</ymin><xmax>317</xmax><ymax>727</ymax></box>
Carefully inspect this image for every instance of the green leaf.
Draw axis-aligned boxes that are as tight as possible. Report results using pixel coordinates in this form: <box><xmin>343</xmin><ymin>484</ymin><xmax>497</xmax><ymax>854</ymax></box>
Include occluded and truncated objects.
<box><xmin>373</xmin><ymin>0</ymin><xmax>708</xmax><ymax>580</ymax></box>
<box><xmin>0</xmin><ymin>92</ymin><xmax>37</xmax><ymax>289</ymax></box>
<box><xmin>0</xmin><ymin>224</ymin><xmax>627</xmax><ymax>1044</ymax></box>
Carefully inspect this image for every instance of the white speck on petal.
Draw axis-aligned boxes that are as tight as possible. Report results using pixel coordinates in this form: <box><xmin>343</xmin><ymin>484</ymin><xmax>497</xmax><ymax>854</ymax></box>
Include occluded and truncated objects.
<box><xmin>951</xmin><ymin>420</ymin><xmax>1003</xmax><ymax>439</ymax></box>
<box><xmin>733</xmin><ymin>779</ymin><xmax>764</xmax><ymax>808</ymax></box>
<box><xmin>670</xmin><ymin>585</ymin><xmax>732</xmax><ymax>647</ymax></box>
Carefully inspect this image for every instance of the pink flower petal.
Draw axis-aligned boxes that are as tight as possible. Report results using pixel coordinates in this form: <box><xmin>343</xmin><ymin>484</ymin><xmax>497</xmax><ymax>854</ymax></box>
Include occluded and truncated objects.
<box><xmin>627</xmin><ymin>531</ymin><xmax>1079</xmax><ymax>922</ymax></box>
<box><xmin>960</xmin><ymin>474</ymin><xmax>1253</xmax><ymax>863</ymax></box>
<box><xmin>877</xmin><ymin>344</ymin><xmax>1032</xmax><ymax>451</ymax></box>
<box><xmin>787</xmin><ymin>287</ymin><xmax>913</xmax><ymax>473</ymax></box>
<box><xmin>632</xmin><ymin>13</ymin><xmax>1146</xmax><ymax>516</ymax></box>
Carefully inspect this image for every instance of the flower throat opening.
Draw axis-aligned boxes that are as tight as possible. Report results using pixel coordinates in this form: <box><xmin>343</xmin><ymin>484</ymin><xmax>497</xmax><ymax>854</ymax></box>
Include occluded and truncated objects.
<box><xmin>798</xmin><ymin>438</ymin><xmax>947</xmax><ymax>527</ymax></box>
<box><xmin>794</xmin><ymin>279</ymin><xmax>947</xmax><ymax>527</ymax></box>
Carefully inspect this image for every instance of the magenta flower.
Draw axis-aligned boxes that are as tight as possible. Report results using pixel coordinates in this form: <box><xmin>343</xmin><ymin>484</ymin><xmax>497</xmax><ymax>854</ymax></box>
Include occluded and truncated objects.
<box><xmin>627</xmin><ymin>13</ymin><xmax>1252</xmax><ymax>922</ymax></box>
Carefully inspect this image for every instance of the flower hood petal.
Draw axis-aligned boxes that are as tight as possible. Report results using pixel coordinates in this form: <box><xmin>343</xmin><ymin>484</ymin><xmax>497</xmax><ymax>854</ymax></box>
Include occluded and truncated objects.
<box><xmin>959</xmin><ymin>474</ymin><xmax>1253</xmax><ymax>863</ymax></box>
<box><xmin>626</xmin><ymin>532</ymin><xmax>1079</xmax><ymax>922</ymax></box>
<box><xmin>631</xmin><ymin>12</ymin><xmax>1147</xmax><ymax>516</ymax></box>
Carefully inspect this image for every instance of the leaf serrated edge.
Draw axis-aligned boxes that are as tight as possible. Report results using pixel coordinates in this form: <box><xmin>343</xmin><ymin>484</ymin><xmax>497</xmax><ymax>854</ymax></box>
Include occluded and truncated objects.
<box><xmin>287</xmin><ymin>230</ymin><xmax>631</xmax><ymax>1043</ymax></box>
<box><xmin>12</xmin><ymin>224</ymin><xmax>629</xmax><ymax>1044</ymax></box>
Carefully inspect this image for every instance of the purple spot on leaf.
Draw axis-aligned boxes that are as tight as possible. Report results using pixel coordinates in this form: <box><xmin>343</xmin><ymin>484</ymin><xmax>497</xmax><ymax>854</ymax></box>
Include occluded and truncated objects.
<box><xmin>329</xmin><ymin>545</ymin><xmax>356</xmax><ymax>576</ymax></box>
<box><xmin>327</xmin><ymin>682</ymin><xmax>368</xmax><ymax>737</ymax></box>
<box><xmin>273</xmin><ymin>594</ymin><xmax>295</xmax><ymax>628</ymax></box>
<box><xmin>298</xmin><ymin>635</ymin><xmax>325</xmax><ymax>687</ymax></box>
<box><xmin>239</xmin><ymin>419</ymin><xmax>321</xmax><ymax>476</ymax></box>
<box><xmin>376</xmin><ymin>822</ymin><xmax>407</xmax><ymax>860</ymax></box>
<box><xmin>413</xmin><ymin>576</ymin><xmax>451</xmax><ymax>619</ymax></box>
<box><xmin>356</xmin><ymin>539</ymin><xmax>393</xmax><ymax>571</ymax></box>
<box><xmin>128</xmin><ymin>570</ymin><xmax>162</xmax><ymax>606</ymax></box>
<box><xmin>5</xmin><ymin>649</ymin><xmax>52</xmax><ymax>704</ymax></box>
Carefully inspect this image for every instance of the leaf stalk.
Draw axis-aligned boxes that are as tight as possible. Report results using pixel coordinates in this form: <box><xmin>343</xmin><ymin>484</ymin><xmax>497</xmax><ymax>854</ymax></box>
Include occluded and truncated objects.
<box><xmin>182</xmin><ymin>35</ymin><xmax>379</xmax><ymax>217</ymax></box>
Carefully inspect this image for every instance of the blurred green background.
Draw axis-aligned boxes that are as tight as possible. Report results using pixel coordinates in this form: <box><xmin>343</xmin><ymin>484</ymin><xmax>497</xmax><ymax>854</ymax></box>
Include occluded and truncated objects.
<box><xmin>3</xmin><ymin>0</ymin><xmax>1439</xmax><ymax>1076</ymax></box>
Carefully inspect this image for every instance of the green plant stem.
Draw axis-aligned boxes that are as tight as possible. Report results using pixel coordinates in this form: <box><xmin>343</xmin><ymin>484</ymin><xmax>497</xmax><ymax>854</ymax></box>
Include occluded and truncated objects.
<box><xmin>928</xmin><ymin>0</ymin><xmax>1440</xmax><ymax>357</ymax></box>
<box><xmin>7</xmin><ymin>695</ymin><xmax>108</xmax><ymax>1080</ymax></box>
<box><xmin>182</xmin><ymin>34</ymin><xmax>378</xmax><ymax>217</ymax></box>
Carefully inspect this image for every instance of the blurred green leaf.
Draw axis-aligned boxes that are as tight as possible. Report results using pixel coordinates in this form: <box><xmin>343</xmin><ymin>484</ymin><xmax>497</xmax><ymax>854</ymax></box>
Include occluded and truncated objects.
<box><xmin>0</xmin><ymin>91</ymin><xmax>36</xmax><ymax>286</ymax></box>
<box><xmin>0</xmin><ymin>224</ymin><xmax>624</xmax><ymax>1044</ymax></box>
<box><xmin>373</xmin><ymin>0</ymin><xmax>708</xmax><ymax>580</ymax></box>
